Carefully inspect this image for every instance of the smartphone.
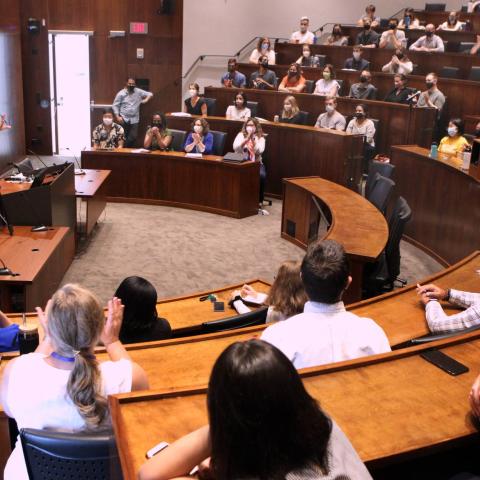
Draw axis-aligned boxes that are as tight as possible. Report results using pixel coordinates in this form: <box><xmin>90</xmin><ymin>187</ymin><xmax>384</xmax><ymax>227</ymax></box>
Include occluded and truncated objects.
<box><xmin>213</xmin><ymin>301</ymin><xmax>225</xmax><ymax>312</ymax></box>
<box><xmin>145</xmin><ymin>441</ymin><xmax>169</xmax><ymax>459</ymax></box>
<box><xmin>420</xmin><ymin>349</ymin><xmax>469</xmax><ymax>376</ymax></box>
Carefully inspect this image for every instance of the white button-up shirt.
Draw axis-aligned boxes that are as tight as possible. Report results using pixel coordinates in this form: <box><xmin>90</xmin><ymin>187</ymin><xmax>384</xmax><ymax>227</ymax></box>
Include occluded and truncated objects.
<box><xmin>261</xmin><ymin>301</ymin><xmax>391</xmax><ymax>369</ymax></box>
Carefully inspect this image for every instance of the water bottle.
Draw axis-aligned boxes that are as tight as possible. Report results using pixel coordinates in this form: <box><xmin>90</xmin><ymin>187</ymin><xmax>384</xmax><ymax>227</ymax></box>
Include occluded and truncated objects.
<box><xmin>430</xmin><ymin>142</ymin><xmax>438</xmax><ymax>159</ymax></box>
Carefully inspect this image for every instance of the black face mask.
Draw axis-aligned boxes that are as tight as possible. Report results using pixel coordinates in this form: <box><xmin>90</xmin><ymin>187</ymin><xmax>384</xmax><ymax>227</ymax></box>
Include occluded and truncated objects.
<box><xmin>426</xmin><ymin>31</ymin><xmax>433</xmax><ymax>37</ymax></box>
<box><xmin>355</xmin><ymin>112</ymin><xmax>365</xmax><ymax>119</ymax></box>
<box><xmin>261</xmin><ymin>60</ymin><xmax>268</xmax><ymax>67</ymax></box>
<box><xmin>475</xmin><ymin>129</ymin><xmax>480</xmax><ymax>138</ymax></box>
<box><xmin>364</xmin><ymin>24</ymin><xmax>371</xmax><ymax>30</ymax></box>
<box><xmin>228</xmin><ymin>65</ymin><xmax>235</xmax><ymax>72</ymax></box>
<box><xmin>388</xmin><ymin>23</ymin><xmax>396</xmax><ymax>29</ymax></box>
<box><xmin>288</xmin><ymin>70</ymin><xmax>297</xmax><ymax>77</ymax></box>
<box><xmin>426</xmin><ymin>81</ymin><xmax>434</xmax><ymax>89</ymax></box>
<box><xmin>360</xmin><ymin>75</ymin><xmax>368</xmax><ymax>83</ymax></box>
<box><xmin>333</xmin><ymin>29</ymin><xmax>341</xmax><ymax>35</ymax></box>
<box><xmin>127</xmin><ymin>85</ymin><xmax>135</xmax><ymax>92</ymax></box>
<box><xmin>396</xmin><ymin>52</ymin><xmax>404</xmax><ymax>59</ymax></box>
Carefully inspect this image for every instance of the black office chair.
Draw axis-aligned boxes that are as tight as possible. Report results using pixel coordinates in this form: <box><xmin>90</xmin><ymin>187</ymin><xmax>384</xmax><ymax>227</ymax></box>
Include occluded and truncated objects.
<box><xmin>364</xmin><ymin>160</ymin><xmax>395</xmax><ymax>198</ymax></box>
<box><xmin>304</xmin><ymin>79</ymin><xmax>315</xmax><ymax>94</ymax></box>
<box><xmin>201</xmin><ymin>306</ymin><xmax>268</xmax><ymax>334</ymax></box>
<box><xmin>439</xmin><ymin>66</ymin><xmax>460</xmax><ymax>79</ymax></box>
<box><xmin>314</xmin><ymin>54</ymin><xmax>327</xmax><ymax>68</ymax></box>
<box><xmin>459</xmin><ymin>42</ymin><xmax>475</xmax><ymax>53</ymax></box>
<box><xmin>297</xmin><ymin>111</ymin><xmax>310</xmax><ymax>125</ymax></box>
<box><xmin>203</xmin><ymin>97</ymin><xmax>217</xmax><ymax>116</ymax></box>
<box><xmin>363</xmin><ymin>196</ymin><xmax>412</xmax><ymax>297</ymax></box>
<box><xmin>469</xmin><ymin>66</ymin><xmax>480</xmax><ymax>81</ymax></box>
<box><xmin>425</xmin><ymin>3</ymin><xmax>446</xmax><ymax>11</ymax></box>
<box><xmin>246</xmin><ymin>101</ymin><xmax>259</xmax><ymax>117</ymax></box>
<box><xmin>20</xmin><ymin>428</ymin><xmax>123</xmax><ymax>480</ymax></box>
<box><xmin>169</xmin><ymin>129</ymin><xmax>187</xmax><ymax>152</ymax></box>
<box><xmin>209</xmin><ymin>130</ymin><xmax>227</xmax><ymax>156</ymax></box>
<box><xmin>379</xmin><ymin>18</ymin><xmax>390</xmax><ymax>28</ymax></box>
<box><xmin>367</xmin><ymin>173</ymin><xmax>395</xmax><ymax>214</ymax></box>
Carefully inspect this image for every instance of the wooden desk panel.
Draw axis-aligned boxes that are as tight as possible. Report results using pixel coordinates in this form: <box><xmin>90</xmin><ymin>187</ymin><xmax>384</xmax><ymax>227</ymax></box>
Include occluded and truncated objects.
<box><xmin>166</xmin><ymin>115</ymin><xmax>364</xmax><ymax>196</ymax></box>
<box><xmin>204</xmin><ymin>86</ymin><xmax>436</xmax><ymax>154</ymax></box>
<box><xmin>81</xmin><ymin>149</ymin><xmax>259</xmax><ymax>219</ymax></box>
<box><xmin>390</xmin><ymin>146</ymin><xmax>480</xmax><ymax>265</ymax></box>
<box><xmin>109</xmin><ymin>333</ymin><xmax>480</xmax><ymax>479</ymax></box>
<box><xmin>415</xmin><ymin>10</ymin><xmax>480</xmax><ymax>33</ymax></box>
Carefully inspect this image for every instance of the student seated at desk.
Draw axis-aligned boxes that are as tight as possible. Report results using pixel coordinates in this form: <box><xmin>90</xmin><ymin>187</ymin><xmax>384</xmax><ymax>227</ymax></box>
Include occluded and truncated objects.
<box><xmin>184</xmin><ymin>83</ymin><xmax>207</xmax><ymax>116</ymax></box>
<box><xmin>220</xmin><ymin>58</ymin><xmax>247</xmax><ymax>88</ymax></box>
<box><xmin>416</xmin><ymin>72</ymin><xmax>446</xmax><ymax>113</ymax></box>
<box><xmin>92</xmin><ymin>108</ymin><xmax>125</xmax><ymax>149</ymax></box>
<box><xmin>278</xmin><ymin>63</ymin><xmax>306</xmax><ymax>93</ymax></box>
<box><xmin>249</xmin><ymin>37</ymin><xmax>276</xmax><ymax>65</ymax></box>
<box><xmin>290</xmin><ymin>16</ymin><xmax>315</xmax><ymax>44</ymax></box>
<box><xmin>114</xmin><ymin>276</ymin><xmax>171</xmax><ymax>344</ymax></box>
<box><xmin>323</xmin><ymin>24</ymin><xmax>349</xmax><ymax>46</ymax></box>
<box><xmin>231</xmin><ymin>260</ymin><xmax>308</xmax><ymax>322</ymax></box>
<box><xmin>384</xmin><ymin>73</ymin><xmax>411</xmax><ymax>104</ymax></box>
<box><xmin>398</xmin><ymin>8</ymin><xmax>423</xmax><ymax>30</ymax></box>
<box><xmin>409</xmin><ymin>24</ymin><xmax>445</xmax><ymax>52</ymax></box>
<box><xmin>261</xmin><ymin>239</ymin><xmax>391</xmax><ymax>369</ymax></box>
<box><xmin>417</xmin><ymin>283</ymin><xmax>480</xmax><ymax>333</ymax></box>
<box><xmin>347</xmin><ymin>104</ymin><xmax>376</xmax><ymax>168</ymax></box>
<box><xmin>437</xmin><ymin>118</ymin><xmax>470</xmax><ymax>155</ymax></box>
<box><xmin>138</xmin><ymin>339</ymin><xmax>373</xmax><ymax>480</ymax></box>
<box><xmin>379</xmin><ymin>18</ymin><xmax>406</xmax><ymax>50</ymax></box>
<box><xmin>344</xmin><ymin>45</ymin><xmax>370</xmax><ymax>71</ymax></box>
<box><xmin>0</xmin><ymin>310</ymin><xmax>19</xmax><ymax>352</ymax></box>
<box><xmin>357</xmin><ymin>4</ymin><xmax>380</xmax><ymax>29</ymax></box>
<box><xmin>184</xmin><ymin>118</ymin><xmax>214</xmax><ymax>155</ymax></box>
<box><xmin>382</xmin><ymin>48</ymin><xmax>413</xmax><ymax>75</ymax></box>
<box><xmin>356</xmin><ymin>20</ymin><xmax>380</xmax><ymax>48</ymax></box>
<box><xmin>143</xmin><ymin>113</ymin><xmax>172</xmax><ymax>151</ymax></box>
<box><xmin>437</xmin><ymin>11</ymin><xmax>464</xmax><ymax>31</ymax></box>
<box><xmin>0</xmin><ymin>285</ymin><xmax>149</xmax><ymax>480</ymax></box>
<box><xmin>315</xmin><ymin>97</ymin><xmax>346</xmax><ymax>131</ymax></box>
<box><xmin>275</xmin><ymin>96</ymin><xmax>304</xmax><ymax>125</ymax></box>
<box><xmin>313</xmin><ymin>64</ymin><xmax>340</xmax><ymax>96</ymax></box>
<box><xmin>296</xmin><ymin>44</ymin><xmax>320</xmax><ymax>67</ymax></box>
<box><xmin>249</xmin><ymin>55</ymin><xmax>277</xmax><ymax>90</ymax></box>
<box><xmin>349</xmin><ymin>70</ymin><xmax>377</xmax><ymax>100</ymax></box>
<box><xmin>226</xmin><ymin>91</ymin><xmax>251</xmax><ymax>121</ymax></box>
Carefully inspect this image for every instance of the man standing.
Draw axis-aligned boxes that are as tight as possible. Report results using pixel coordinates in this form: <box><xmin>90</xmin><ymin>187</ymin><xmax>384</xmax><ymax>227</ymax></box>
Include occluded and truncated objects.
<box><xmin>112</xmin><ymin>78</ymin><xmax>153</xmax><ymax>147</ymax></box>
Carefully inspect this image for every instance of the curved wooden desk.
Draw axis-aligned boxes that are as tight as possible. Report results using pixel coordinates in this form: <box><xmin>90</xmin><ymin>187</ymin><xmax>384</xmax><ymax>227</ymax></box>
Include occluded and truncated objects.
<box><xmin>81</xmin><ymin>148</ymin><xmax>259</xmax><ymax>219</ymax></box>
<box><xmin>390</xmin><ymin>146</ymin><xmax>480</xmax><ymax>265</ymax></box>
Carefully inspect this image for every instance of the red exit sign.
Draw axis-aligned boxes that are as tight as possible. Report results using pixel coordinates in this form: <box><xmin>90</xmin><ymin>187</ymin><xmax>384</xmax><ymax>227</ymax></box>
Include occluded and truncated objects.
<box><xmin>129</xmin><ymin>22</ymin><xmax>148</xmax><ymax>34</ymax></box>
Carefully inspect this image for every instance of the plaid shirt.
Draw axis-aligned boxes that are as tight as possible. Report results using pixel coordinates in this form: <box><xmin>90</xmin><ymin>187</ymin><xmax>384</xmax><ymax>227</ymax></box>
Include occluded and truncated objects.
<box><xmin>425</xmin><ymin>289</ymin><xmax>480</xmax><ymax>333</ymax></box>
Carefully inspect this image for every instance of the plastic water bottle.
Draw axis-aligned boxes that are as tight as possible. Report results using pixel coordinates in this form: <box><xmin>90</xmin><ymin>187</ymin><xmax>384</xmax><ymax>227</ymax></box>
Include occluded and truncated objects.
<box><xmin>430</xmin><ymin>142</ymin><xmax>438</xmax><ymax>159</ymax></box>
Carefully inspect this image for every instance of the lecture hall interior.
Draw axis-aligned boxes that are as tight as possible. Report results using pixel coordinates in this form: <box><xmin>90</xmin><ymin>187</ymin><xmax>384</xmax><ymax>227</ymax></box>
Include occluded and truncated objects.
<box><xmin>1</xmin><ymin>0</ymin><xmax>480</xmax><ymax>478</ymax></box>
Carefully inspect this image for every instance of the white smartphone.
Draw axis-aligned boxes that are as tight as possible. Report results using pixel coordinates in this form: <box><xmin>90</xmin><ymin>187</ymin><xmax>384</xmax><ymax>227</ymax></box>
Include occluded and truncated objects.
<box><xmin>145</xmin><ymin>441</ymin><xmax>169</xmax><ymax>459</ymax></box>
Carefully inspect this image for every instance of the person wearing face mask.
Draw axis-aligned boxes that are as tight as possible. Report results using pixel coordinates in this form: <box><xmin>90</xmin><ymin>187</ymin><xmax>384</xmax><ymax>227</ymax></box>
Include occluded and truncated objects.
<box><xmin>92</xmin><ymin>108</ymin><xmax>125</xmax><ymax>149</ymax></box>
<box><xmin>184</xmin><ymin>83</ymin><xmax>207</xmax><ymax>116</ymax></box>
<box><xmin>379</xmin><ymin>18</ymin><xmax>406</xmax><ymax>50</ymax></box>
<box><xmin>290</xmin><ymin>16</ymin><xmax>315</xmax><ymax>45</ymax></box>
<box><xmin>233</xmin><ymin>118</ymin><xmax>267</xmax><ymax>208</ymax></box>
<box><xmin>438</xmin><ymin>11</ymin><xmax>464</xmax><ymax>31</ymax></box>
<box><xmin>112</xmin><ymin>77</ymin><xmax>153</xmax><ymax>147</ymax></box>
<box><xmin>277</xmin><ymin>96</ymin><xmax>303</xmax><ymax>125</ymax></box>
<box><xmin>324</xmin><ymin>24</ymin><xmax>348</xmax><ymax>46</ymax></box>
<box><xmin>143</xmin><ymin>113</ymin><xmax>172</xmax><ymax>151</ymax></box>
<box><xmin>249</xmin><ymin>37</ymin><xmax>276</xmax><ymax>65</ymax></box>
<box><xmin>221</xmin><ymin>58</ymin><xmax>246</xmax><ymax>88</ymax></box>
<box><xmin>438</xmin><ymin>118</ymin><xmax>469</xmax><ymax>156</ymax></box>
<box><xmin>184</xmin><ymin>118</ymin><xmax>214</xmax><ymax>155</ymax></box>
<box><xmin>226</xmin><ymin>92</ymin><xmax>251</xmax><ymax>121</ymax></box>
<box><xmin>474</xmin><ymin>121</ymin><xmax>480</xmax><ymax>138</ymax></box>
<box><xmin>349</xmin><ymin>70</ymin><xmax>377</xmax><ymax>100</ymax></box>
<box><xmin>382</xmin><ymin>48</ymin><xmax>413</xmax><ymax>75</ymax></box>
<box><xmin>356</xmin><ymin>20</ymin><xmax>380</xmax><ymax>48</ymax></box>
<box><xmin>416</xmin><ymin>73</ymin><xmax>445</xmax><ymax>113</ymax></box>
<box><xmin>278</xmin><ymin>63</ymin><xmax>306</xmax><ymax>93</ymax></box>
<box><xmin>296</xmin><ymin>44</ymin><xmax>319</xmax><ymax>67</ymax></box>
<box><xmin>344</xmin><ymin>45</ymin><xmax>370</xmax><ymax>71</ymax></box>
<box><xmin>398</xmin><ymin>8</ymin><xmax>423</xmax><ymax>30</ymax></box>
<box><xmin>313</xmin><ymin>64</ymin><xmax>340</xmax><ymax>97</ymax></box>
<box><xmin>346</xmin><ymin>104</ymin><xmax>376</xmax><ymax>170</ymax></box>
<box><xmin>315</xmin><ymin>97</ymin><xmax>346</xmax><ymax>131</ymax></box>
<box><xmin>384</xmin><ymin>73</ymin><xmax>411</xmax><ymax>104</ymax></box>
<box><xmin>249</xmin><ymin>56</ymin><xmax>277</xmax><ymax>90</ymax></box>
<box><xmin>357</xmin><ymin>4</ymin><xmax>380</xmax><ymax>29</ymax></box>
<box><xmin>409</xmin><ymin>24</ymin><xmax>445</xmax><ymax>52</ymax></box>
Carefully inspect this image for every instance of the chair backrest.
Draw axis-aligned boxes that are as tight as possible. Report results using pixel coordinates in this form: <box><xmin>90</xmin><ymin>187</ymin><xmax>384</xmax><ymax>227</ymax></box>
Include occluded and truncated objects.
<box><xmin>246</xmin><ymin>101</ymin><xmax>258</xmax><ymax>118</ymax></box>
<box><xmin>365</xmin><ymin>160</ymin><xmax>395</xmax><ymax>198</ymax></box>
<box><xmin>298</xmin><ymin>111</ymin><xmax>310</xmax><ymax>125</ymax></box>
<box><xmin>370</xmin><ymin>118</ymin><xmax>380</xmax><ymax>143</ymax></box>
<box><xmin>385</xmin><ymin>196</ymin><xmax>412</xmax><ymax>281</ymax></box>
<box><xmin>459</xmin><ymin>41</ymin><xmax>475</xmax><ymax>53</ymax></box>
<box><xmin>469</xmin><ymin>66</ymin><xmax>480</xmax><ymax>81</ymax></box>
<box><xmin>379</xmin><ymin>18</ymin><xmax>390</xmax><ymax>28</ymax></box>
<box><xmin>425</xmin><ymin>3</ymin><xmax>446</xmax><ymax>11</ymax></box>
<box><xmin>201</xmin><ymin>306</ymin><xmax>268</xmax><ymax>334</ymax></box>
<box><xmin>367</xmin><ymin>173</ymin><xmax>395</xmax><ymax>213</ymax></box>
<box><xmin>210</xmin><ymin>130</ymin><xmax>227</xmax><ymax>156</ymax></box>
<box><xmin>203</xmin><ymin>97</ymin><xmax>217</xmax><ymax>116</ymax></box>
<box><xmin>314</xmin><ymin>54</ymin><xmax>326</xmax><ymax>68</ymax></box>
<box><xmin>304</xmin><ymin>79</ymin><xmax>315</xmax><ymax>94</ymax></box>
<box><xmin>336</xmin><ymin>79</ymin><xmax>344</xmax><ymax>95</ymax></box>
<box><xmin>169</xmin><ymin>129</ymin><xmax>187</xmax><ymax>152</ymax></box>
<box><xmin>21</xmin><ymin>428</ymin><xmax>123</xmax><ymax>480</ymax></box>
<box><xmin>439</xmin><ymin>66</ymin><xmax>460</xmax><ymax>79</ymax></box>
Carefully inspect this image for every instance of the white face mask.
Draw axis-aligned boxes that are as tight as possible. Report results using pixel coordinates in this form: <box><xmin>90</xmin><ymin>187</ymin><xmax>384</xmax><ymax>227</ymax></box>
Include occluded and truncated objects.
<box><xmin>353</xmin><ymin>52</ymin><xmax>361</xmax><ymax>61</ymax></box>
<box><xmin>303</xmin><ymin>50</ymin><xmax>310</xmax><ymax>58</ymax></box>
<box><xmin>325</xmin><ymin>104</ymin><xmax>335</xmax><ymax>113</ymax></box>
<box><xmin>447</xmin><ymin>127</ymin><xmax>458</xmax><ymax>137</ymax></box>
<box><xmin>189</xmin><ymin>89</ymin><xmax>198</xmax><ymax>98</ymax></box>
<box><xmin>103</xmin><ymin>117</ymin><xmax>113</xmax><ymax>126</ymax></box>
<box><xmin>194</xmin><ymin>125</ymin><xmax>203</xmax><ymax>134</ymax></box>
<box><xmin>246</xmin><ymin>126</ymin><xmax>255</xmax><ymax>134</ymax></box>
<box><xmin>284</xmin><ymin>104</ymin><xmax>292</xmax><ymax>111</ymax></box>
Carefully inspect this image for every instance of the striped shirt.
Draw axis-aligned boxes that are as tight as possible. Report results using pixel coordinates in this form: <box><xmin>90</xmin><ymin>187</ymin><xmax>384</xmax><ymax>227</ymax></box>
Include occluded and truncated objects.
<box><xmin>425</xmin><ymin>289</ymin><xmax>480</xmax><ymax>333</ymax></box>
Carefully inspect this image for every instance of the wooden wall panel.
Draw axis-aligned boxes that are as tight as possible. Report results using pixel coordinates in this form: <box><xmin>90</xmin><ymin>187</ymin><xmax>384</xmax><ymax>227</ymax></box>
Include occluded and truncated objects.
<box><xmin>0</xmin><ymin>0</ymin><xmax>26</xmax><ymax>171</ymax></box>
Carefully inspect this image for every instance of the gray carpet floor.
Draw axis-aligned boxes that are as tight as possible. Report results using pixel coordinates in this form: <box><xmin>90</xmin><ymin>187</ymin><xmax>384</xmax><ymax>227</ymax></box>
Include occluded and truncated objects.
<box><xmin>32</xmin><ymin>155</ymin><xmax>443</xmax><ymax>304</ymax></box>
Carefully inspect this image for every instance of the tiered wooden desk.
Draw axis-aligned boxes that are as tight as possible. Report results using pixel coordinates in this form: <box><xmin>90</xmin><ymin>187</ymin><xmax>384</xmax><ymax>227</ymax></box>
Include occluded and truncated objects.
<box><xmin>81</xmin><ymin>148</ymin><xmax>259</xmax><ymax>219</ymax></box>
<box><xmin>415</xmin><ymin>10</ymin><xmax>480</xmax><ymax>32</ymax></box>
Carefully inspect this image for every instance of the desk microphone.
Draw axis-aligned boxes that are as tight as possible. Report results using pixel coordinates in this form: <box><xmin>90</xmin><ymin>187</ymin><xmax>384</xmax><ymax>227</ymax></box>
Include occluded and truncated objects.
<box><xmin>66</xmin><ymin>147</ymin><xmax>86</xmax><ymax>175</ymax></box>
<box><xmin>27</xmin><ymin>149</ymin><xmax>50</xmax><ymax>168</ymax></box>
<box><xmin>20</xmin><ymin>191</ymin><xmax>48</xmax><ymax>232</ymax></box>
<box><xmin>0</xmin><ymin>258</ymin><xmax>12</xmax><ymax>276</ymax></box>
<box><xmin>406</xmin><ymin>90</ymin><xmax>421</xmax><ymax>102</ymax></box>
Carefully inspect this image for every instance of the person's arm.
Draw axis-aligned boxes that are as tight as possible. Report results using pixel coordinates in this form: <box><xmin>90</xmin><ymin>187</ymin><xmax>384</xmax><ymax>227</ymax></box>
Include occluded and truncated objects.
<box><xmin>140</xmin><ymin>89</ymin><xmax>154</xmax><ymax>104</ymax></box>
<box><xmin>160</xmin><ymin>134</ymin><xmax>172</xmax><ymax>149</ymax></box>
<box><xmin>34</xmin><ymin>301</ymin><xmax>53</xmax><ymax>355</ymax></box>
<box><xmin>382</xmin><ymin>60</ymin><xmax>392</xmax><ymax>72</ymax></box>
<box><xmin>346</xmin><ymin>120</ymin><xmax>354</xmax><ymax>134</ymax></box>
<box><xmin>379</xmin><ymin>32</ymin><xmax>389</xmax><ymax>48</ymax></box>
<box><xmin>470</xmin><ymin>35</ymin><xmax>480</xmax><ymax>54</ymax></box>
<box><xmin>144</xmin><ymin>129</ymin><xmax>153</xmax><ymax>149</ymax></box>
<box><xmin>424</xmin><ymin>299</ymin><xmax>480</xmax><ymax>333</ymax></box>
<box><xmin>184</xmin><ymin>133</ymin><xmax>197</xmax><ymax>153</ymax></box>
<box><xmin>336</xmin><ymin>115</ymin><xmax>347</xmax><ymax>131</ymax></box>
<box><xmin>314</xmin><ymin>114</ymin><xmax>323</xmax><ymax>128</ymax></box>
<box><xmin>365</xmin><ymin>120</ymin><xmax>375</xmax><ymax>144</ymax></box>
<box><xmin>92</xmin><ymin>127</ymin><xmax>100</xmax><ymax>148</ymax></box>
<box><xmin>138</xmin><ymin>425</ymin><xmax>210</xmax><ymax>480</ymax></box>
<box><xmin>254</xmin><ymin>136</ymin><xmax>265</xmax><ymax>155</ymax></box>
<box><xmin>448</xmin><ymin>289</ymin><xmax>480</xmax><ymax>309</ymax></box>
<box><xmin>289</xmin><ymin>77</ymin><xmax>306</xmax><ymax>93</ymax></box>
<box><xmin>112</xmin><ymin>91</ymin><xmax>123</xmax><ymax>123</ymax></box>
<box><xmin>249</xmin><ymin>49</ymin><xmax>258</xmax><ymax>64</ymax></box>
<box><xmin>200</xmin><ymin>100</ymin><xmax>207</xmax><ymax>116</ymax></box>
<box><xmin>434</xmin><ymin>37</ymin><xmax>445</xmax><ymax>52</ymax></box>
<box><xmin>391</xmin><ymin>32</ymin><xmax>403</xmax><ymax>50</ymax></box>
<box><xmin>239</xmin><ymin>73</ymin><xmax>247</xmax><ymax>88</ymax></box>
<box><xmin>403</xmin><ymin>61</ymin><xmax>413</xmax><ymax>75</ymax></box>
<box><xmin>278</xmin><ymin>76</ymin><xmax>288</xmax><ymax>92</ymax></box>
<box><xmin>117</xmin><ymin>126</ymin><xmax>125</xmax><ymax>149</ymax></box>
<box><xmin>269</xmin><ymin>50</ymin><xmax>276</xmax><ymax>65</ymax></box>
<box><xmin>202</xmin><ymin>133</ymin><xmax>213</xmax><ymax>154</ymax></box>
<box><xmin>329</xmin><ymin>81</ymin><xmax>339</xmax><ymax>97</ymax></box>
<box><xmin>409</xmin><ymin>37</ymin><xmax>422</xmax><ymax>51</ymax></box>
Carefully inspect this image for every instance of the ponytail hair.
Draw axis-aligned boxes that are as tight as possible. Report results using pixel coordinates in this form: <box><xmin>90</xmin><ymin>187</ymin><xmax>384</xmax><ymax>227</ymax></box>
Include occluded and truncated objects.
<box><xmin>47</xmin><ymin>284</ymin><xmax>108</xmax><ymax>428</ymax></box>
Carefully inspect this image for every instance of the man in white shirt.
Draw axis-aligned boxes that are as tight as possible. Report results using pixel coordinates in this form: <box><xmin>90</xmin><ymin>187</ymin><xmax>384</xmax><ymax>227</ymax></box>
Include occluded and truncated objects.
<box><xmin>379</xmin><ymin>18</ymin><xmax>406</xmax><ymax>49</ymax></box>
<box><xmin>261</xmin><ymin>239</ymin><xmax>391</xmax><ymax>369</ymax></box>
<box><xmin>409</xmin><ymin>24</ymin><xmax>445</xmax><ymax>52</ymax></box>
<box><xmin>290</xmin><ymin>16</ymin><xmax>315</xmax><ymax>44</ymax></box>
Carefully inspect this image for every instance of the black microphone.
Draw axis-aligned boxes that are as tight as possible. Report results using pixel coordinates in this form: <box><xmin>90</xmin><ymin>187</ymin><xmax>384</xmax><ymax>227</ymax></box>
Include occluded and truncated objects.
<box><xmin>66</xmin><ymin>147</ymin><xmax>86</xmax><ymax>175</ymax></box>
<box><xmin>0</xmin><ymin>257</ymin><xmax>13</xmax><ymax>276</ymax></box>
<box><xmin>27</xmin><ymin>149</ymin><xmax>49</xmax><ymax>168</ymax></box>
<box><xmin>406</xmin><ymin>90</ymin><xmax>421</xmax><ymax>102</ymax></box>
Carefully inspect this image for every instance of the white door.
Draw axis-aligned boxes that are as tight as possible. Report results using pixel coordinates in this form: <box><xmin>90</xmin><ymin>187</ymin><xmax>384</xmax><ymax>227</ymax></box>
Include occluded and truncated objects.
<box><xmin>49</xmin><ymin>33</ymin><xmax>91</xmax><ymax>155</ymax></box>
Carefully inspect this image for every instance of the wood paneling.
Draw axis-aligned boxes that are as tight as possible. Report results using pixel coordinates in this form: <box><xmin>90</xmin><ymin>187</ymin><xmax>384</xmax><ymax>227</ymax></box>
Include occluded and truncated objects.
<box><xmin>0</xmin><ymin>0</ymin><xmax>25</xmax><ymax>172</ymax></box>
<box><xmin>20</xmin><ymin>0</ymin><xmax>183</xmax><ymax>153</ymax></box>
<box><xmin>415</xmin><ymin>10</ymin><xmax>480</xmax><ymax>32</ymax></box>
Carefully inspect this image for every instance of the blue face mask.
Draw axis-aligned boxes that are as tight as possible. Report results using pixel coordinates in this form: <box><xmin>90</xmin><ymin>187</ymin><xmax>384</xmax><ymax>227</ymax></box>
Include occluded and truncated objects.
<box><xmin>261</xmin><ymin>42</ymin><xmax>269</xmax><ymax>50</ymax></box>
